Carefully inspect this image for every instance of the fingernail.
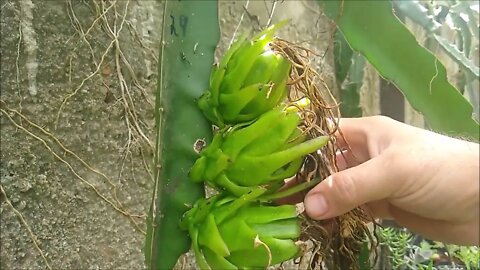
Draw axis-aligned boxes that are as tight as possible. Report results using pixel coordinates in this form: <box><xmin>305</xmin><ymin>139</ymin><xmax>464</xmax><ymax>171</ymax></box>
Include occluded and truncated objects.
<box><xmin>305</xmin><ymin>193</ymin><xmax>328</xmax><ymax>219</ymax></box>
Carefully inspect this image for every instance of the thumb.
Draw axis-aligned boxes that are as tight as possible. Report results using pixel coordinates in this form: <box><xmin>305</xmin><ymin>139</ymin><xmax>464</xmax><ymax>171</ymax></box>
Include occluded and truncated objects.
<box><xmin>304</xmin><ymin>157</ymin><xmax>396</xmax><ymax>220</ymax></box>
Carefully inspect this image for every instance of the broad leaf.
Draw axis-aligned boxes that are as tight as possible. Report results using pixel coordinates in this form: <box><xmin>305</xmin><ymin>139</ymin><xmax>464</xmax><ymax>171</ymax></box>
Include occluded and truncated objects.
<box><xmin>318</xmin><ymin>0</ymin><xmax>479</xmax><ymax>140</ymax></box>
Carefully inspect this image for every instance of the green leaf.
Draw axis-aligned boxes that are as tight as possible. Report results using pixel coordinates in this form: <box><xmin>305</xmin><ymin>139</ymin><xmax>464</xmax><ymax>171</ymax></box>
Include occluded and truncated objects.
<box><xmin>250</xmin><ymin>219</ymin><xmax>300</xmax><ymax>239</ymax></box>
<box><xmin>227</xmin><ymin>237</ymin><xmax>299</xmax><ymax>267</ymax></box>
<box><xmin>202</xmin><ymin>247</ymin><xmax>237</xmax><ymax>270</ymax></box>
<box><xmin>240</xmin><ymin>204</ymin><xmax>297</xmax><ymax>224</ymax></box>
<box><xmin>144</xmin><ymin>1</ymin><xmax>220</xmax><ymax>269</ymax></box>
<box><xmin>318</xmin><ymin>0</ymin><xmax>479</xmax><ymax>140</ymax></box>
<box><xmin>198</xmin><ymin>214</ymin><xmax>230</xmax><ymax>258</ymax></box>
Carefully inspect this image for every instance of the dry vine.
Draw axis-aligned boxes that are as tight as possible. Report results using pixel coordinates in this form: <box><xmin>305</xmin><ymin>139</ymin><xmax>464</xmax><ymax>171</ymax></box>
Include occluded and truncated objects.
<box><xmin>0</xmin><ymin>185</ymin><xmax>52</xmax><ymax>270</ymax></box>
<box><xmin>0</xmin><ymin>104</ymin><xmax>146</xmax><ymax>233</ymax></box>
<box><xmin>61</xmin><ymin>0</ymin><xmax>154</xmax><ymax>174</ymax></box>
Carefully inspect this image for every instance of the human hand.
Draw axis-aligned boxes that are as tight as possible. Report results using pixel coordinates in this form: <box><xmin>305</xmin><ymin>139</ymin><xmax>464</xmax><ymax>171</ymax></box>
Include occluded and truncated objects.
<box><xmin>304</xmin><ymin>116</ymin><xmax>479</xmax><ymax>246</ymax></box>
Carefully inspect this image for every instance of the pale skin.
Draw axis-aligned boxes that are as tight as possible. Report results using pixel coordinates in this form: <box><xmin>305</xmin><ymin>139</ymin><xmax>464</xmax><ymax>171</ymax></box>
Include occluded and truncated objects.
<box><xmin>303</xmin><ymin>116</ymin><xmax>480</xmax><ymax>246</ymax></box>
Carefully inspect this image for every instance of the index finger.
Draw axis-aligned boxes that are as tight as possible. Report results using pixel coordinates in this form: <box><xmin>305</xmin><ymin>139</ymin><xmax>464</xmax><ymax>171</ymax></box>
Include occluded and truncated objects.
<box><xmin>335</xmin><ymin>116</ymin><xmax>394</xmax><ymax>163</ymax></box>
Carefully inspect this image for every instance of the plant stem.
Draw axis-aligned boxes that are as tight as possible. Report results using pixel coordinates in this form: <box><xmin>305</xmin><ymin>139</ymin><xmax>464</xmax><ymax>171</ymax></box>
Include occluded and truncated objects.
<box><xmin>259</xmin><ymin>178</ymin><xmax>321</xmax><ymax>201</ymax></box>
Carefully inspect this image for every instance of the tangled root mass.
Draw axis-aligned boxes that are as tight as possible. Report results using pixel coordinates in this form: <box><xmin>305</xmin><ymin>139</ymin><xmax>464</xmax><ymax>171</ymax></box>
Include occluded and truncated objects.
<box><xmin>271</xmin><ymin>38</ymin><xmax>379</xmax><ymax>270</ymax></box>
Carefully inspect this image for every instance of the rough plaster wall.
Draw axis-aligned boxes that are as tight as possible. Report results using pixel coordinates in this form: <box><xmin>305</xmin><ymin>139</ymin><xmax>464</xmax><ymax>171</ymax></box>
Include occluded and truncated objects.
<box><xmin>0</xmin><ymin>1</ymin><xmax>335</xmax><ymax>269</ymax></box>
<box><xmin>1</xmin><ymin>1</ymin><xmax>161</xmax><ymax>268</ymax></box>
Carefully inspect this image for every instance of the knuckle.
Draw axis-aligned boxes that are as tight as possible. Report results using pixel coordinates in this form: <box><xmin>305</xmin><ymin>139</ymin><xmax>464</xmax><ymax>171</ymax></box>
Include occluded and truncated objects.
<box><xmin>369</xmin><ymin>115</ymin><xmax>391</xmax><ymax>124</ymax></box>
<box><xmin>366</xmin><ymin>115</ymin><xmax>397</xmax><ymax>131</ymax></box>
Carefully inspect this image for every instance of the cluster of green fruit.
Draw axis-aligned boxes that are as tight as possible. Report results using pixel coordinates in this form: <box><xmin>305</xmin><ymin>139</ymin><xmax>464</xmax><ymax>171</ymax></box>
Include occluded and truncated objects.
<box><xmin>180</xmin><ymin>23</ymin><xmax>329</xmax><ymax>269</ymax></box>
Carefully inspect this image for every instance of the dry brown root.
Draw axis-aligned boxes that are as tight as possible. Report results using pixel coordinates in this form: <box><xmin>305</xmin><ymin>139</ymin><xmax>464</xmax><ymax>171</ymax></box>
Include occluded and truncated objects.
<box><xmin>271</xmin><ymin>38</ymin><xmax>379</xmax><ymax>269</ymax></box>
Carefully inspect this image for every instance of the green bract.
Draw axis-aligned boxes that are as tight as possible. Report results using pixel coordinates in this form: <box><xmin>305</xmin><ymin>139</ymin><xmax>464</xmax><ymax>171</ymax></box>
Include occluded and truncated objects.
<box><xmin>198</xmin><ymin>22</ymin><xmax>291</xmax><ymax>127</ymax></box>
<box><xmin>189</xmin><ymin>107</ymin><xmax>329</xmax><ymax>196</ymax></box>
<box><xmin>180</xmin><ymin>189</ymin><xmax>301</xmax><ymax>270</ymax></box>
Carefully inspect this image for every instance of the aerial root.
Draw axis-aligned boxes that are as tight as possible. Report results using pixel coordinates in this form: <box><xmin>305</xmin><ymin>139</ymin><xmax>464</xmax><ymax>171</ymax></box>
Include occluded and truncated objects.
<box><xmin>272</xmin><ymin>38</ymin><xmax>379</xmax><ymax>270</ymax></box>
